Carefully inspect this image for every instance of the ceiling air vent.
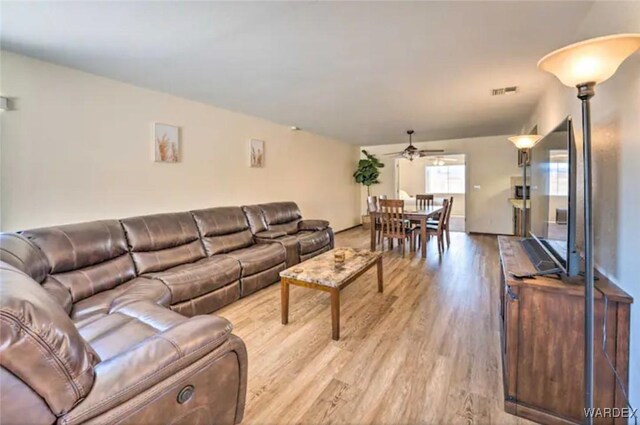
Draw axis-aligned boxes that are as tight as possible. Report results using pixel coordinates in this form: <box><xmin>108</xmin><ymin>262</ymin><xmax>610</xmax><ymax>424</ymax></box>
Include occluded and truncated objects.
<box><xmin>491</xmin><ymin>86</ymin><xmax>518</xmax><ymax>96</ymax></box>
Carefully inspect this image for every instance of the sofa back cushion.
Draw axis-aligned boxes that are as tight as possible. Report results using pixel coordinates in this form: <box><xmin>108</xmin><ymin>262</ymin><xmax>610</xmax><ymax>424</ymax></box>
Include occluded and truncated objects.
<box><xmin>191</xmin><ymin>207</ymin><xmax>254</xmax><ymax>255</ymax></box>
<box><xmin>121</xmin><ymin>212</ymin><xmax>205</xmax><ymax>274</ymax></box>
<box><xmin>21</xmin><ymin>220</ymin><xmax>136</xmax><ymax>303</ymax></box>
<box><xmin>260</xmin><ymin>202</ymin><xmax>302</xmax><ymax>235</ymax></box>
<box><xmin>242</xmin><ymin>205</ymin><xmax>268</xmax><ymax>234</ymax></box>
<box><xmin>0</xmin><ymin>261</ymin><xmax>98</xmax><ymax>416</ymax></box>
<box><xmin>0</xmin><ymin>233</ymin><xmax>49</xmax><ymax>283</ymax></box>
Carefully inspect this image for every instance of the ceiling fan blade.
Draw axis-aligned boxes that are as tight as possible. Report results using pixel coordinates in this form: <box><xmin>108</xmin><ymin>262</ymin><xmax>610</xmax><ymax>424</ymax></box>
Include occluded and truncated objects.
<box><xmin>418</xmin><ymin>150</ymin><xmax>445</xmax><ymax>155</ymax></box>
<box><xmin>384</xmin><ymin>152</ymin><xmax>405</xmax><ymax>156</ymax></box>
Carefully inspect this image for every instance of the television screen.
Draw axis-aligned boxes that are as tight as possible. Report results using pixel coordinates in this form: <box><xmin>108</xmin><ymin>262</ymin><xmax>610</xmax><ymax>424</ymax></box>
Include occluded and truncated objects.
<box><xmin>529</xmin><ymin>117</ymin><xmax>579</xmax><ymax>276</ymax></box>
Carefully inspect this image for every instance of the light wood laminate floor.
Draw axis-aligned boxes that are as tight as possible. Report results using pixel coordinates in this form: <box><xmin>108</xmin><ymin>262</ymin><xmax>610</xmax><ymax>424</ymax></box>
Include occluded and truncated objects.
<box><xmin>217</xmin><ymin>228</ymin><xmax>533</xmax><ymax>425</ymax></box>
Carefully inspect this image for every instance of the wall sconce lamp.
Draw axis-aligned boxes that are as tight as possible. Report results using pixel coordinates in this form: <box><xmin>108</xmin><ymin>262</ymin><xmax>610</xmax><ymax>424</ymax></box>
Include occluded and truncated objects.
<box><xmin>538</xmin><ymin>33</ymin><xmax>640</xmax><ymax>424</ymax></box>
<box><xmin>507</xmin><ymin>134</ymin><xmax>543</xmax><ymax>237</ymax></box>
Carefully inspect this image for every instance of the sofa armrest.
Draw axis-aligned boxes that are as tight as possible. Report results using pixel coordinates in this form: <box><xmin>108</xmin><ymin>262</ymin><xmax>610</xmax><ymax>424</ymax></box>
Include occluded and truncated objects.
<box><xmin>255</xmin><ymin>230</ymin><xmax>287</xmax><ymax>239</ymax></box>
<box><xmin>298</xmin><ymin>219</ymin><xmax>329</xmax><ymax>231</ymax></box>
<box><xmin>61</xmin><ymin>314</ymin><xmax>234</xmax><ymax>424</ymax></box>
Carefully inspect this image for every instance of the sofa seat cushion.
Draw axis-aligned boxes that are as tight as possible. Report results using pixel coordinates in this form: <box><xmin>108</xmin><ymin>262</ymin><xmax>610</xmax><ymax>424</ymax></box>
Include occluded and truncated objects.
<box><xmin>71</xmin><ymin>279</ymin><xmax>137</xmax><ymax>326</ymax></box>
<box><xmin>144</xmin><ymin>256</ymin><xmax>241</xmax><ymax>304</ymax></box>
<box><xmin>70</xmin><ymin>277</ymin><xmax>171</xmax><ymax>327</ymax></box>
<box><xmin>77</xmin><ymin>300</ymin><xmax>193</xmax><ymax>361</ymax></box>
<box><xmin>225</xmin><ymin>243</ymin><xmax>286</xmax><ymax>277</ymax></box>
<box><xmin>297</xmin><ymin>230</ymin><xmax>331</xmax><ymax>255</ymax></box>
<box><xmin>67</xmin><ymin>309</ymin><xmax>234</xmax><ymax>425</ymax></box>
<box><xmin>254</xmin><ymin>230</ymin><xmax>287</xmax><ymax>239</ymax></box>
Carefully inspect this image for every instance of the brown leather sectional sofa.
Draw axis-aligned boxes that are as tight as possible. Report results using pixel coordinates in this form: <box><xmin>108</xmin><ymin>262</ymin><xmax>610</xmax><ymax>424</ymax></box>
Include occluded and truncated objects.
<box><xmin>0</xmin><ymin>202</ymin><xmax>333</xmax><ymax>425</ymax></box>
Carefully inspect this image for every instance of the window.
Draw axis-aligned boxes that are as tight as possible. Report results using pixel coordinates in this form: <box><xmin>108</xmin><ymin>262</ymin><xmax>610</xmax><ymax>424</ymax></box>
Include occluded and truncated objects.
<box><xmin>425</xmin><ymin>165</ymin><xmax>465</xmax><ymax>194</ymax></box>
<box><xmin>549</xmin><ymin>162</ymin><xmax>568</xmax><ymax>196</ymax></box>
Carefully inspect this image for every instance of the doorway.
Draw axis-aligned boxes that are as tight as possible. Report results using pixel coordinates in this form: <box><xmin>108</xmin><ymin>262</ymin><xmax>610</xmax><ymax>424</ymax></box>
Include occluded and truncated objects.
<box><xmin>396</xmin><ymin>154</ymin><xmax>466</xmax><ymax>232</ymax></box>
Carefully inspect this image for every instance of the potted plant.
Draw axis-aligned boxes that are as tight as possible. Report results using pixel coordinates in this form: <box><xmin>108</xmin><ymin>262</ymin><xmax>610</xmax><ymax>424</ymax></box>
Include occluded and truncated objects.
<box><xmin>353</xmin><ymin>150</ymin><xmax>384</xmax><ymax>228</ymax></box>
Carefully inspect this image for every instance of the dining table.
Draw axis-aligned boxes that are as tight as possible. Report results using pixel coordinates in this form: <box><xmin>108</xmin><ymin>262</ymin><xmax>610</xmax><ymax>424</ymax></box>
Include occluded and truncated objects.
<box><xmin>369</xmin><ymin>205</ymin><xmax>443</xmax><ymax>258</ymax></box>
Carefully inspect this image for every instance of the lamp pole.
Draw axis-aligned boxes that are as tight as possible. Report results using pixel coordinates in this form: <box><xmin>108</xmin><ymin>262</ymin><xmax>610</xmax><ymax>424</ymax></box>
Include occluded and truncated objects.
<box><xmin>537</xmin><ymin>33</ymin><xmax>640</xmax><ymax>425</ymax></box>
<box><xmin>578</xmin><ymin>82</ymin><xmax>595</xmax><ymax>425</ymax></box>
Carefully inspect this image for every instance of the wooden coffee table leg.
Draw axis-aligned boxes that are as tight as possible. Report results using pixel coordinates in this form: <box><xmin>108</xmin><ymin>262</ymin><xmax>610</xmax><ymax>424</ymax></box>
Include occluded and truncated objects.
<box><xmin>331</xmin><ymin>288</ymin><xmax>340</xmax><ymax>340</ymax></box>
<box><xmin>281</xmin><ymin>279</ymin><xmax>289</xmax><ymax>325</ymax></box>
<box><xmin>377</xmin><ymin>258</ymin><xmax>384</xmax><ymax>293</ymax></box>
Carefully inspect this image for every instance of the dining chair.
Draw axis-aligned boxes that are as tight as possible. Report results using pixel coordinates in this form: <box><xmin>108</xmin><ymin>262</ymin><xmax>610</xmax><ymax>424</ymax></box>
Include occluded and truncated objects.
<box><xmin>443</xmin><ymin>196</ymin><xmax>454</xmax><ymax>246</ymax></box>
<box><xmin>427</xmin><ymin>196</ymin><xmax>454</xmax><ymax>247</ymax></box>
<box><xmin>367</xmin><ymin>195</ymin><xmax>383</xmax><ymax>246</ymax></box>
<box><xmin>416</xmin><ymin>194</ymin><xmax>434</xmax><ymax>209</ymax></box>
<box><xmin>379</xmin><ymin>199</ymin><xmax>415</xmax><ymax>257</ymax></box>
<box><xmin>415</xmin><ymin>198</ymin><xmax>449</xmax><ymax>257</ymax></box>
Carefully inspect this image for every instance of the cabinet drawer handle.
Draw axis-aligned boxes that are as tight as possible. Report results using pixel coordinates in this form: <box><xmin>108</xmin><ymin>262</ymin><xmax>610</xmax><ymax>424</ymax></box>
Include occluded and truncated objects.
<box><xmin>506</xmin><ymin>286</ymin><xmax>519</xmax><ymax>301</ymax></box>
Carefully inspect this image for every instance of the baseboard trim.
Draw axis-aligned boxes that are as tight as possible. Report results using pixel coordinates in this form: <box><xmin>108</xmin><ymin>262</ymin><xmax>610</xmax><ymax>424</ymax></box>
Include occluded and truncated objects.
<box><xmin>468</xmin><ymin>231</ymin><xmax>514</xmax><ymax>237</ymax></box>
<box><xmin>335</xmin><ymin>224</ymin><xmax>363</xmax><ymax>234</ymax></box>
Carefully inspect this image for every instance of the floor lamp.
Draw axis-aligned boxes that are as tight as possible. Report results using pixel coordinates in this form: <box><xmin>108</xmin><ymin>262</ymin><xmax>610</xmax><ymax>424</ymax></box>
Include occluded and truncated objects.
<box><xmin>538</xmin><ymin>33</ymin><xmax>640</xmax><ymax>424</ymax></box>
<box><xmin>508</xmin><ymin>135</ymin><xmax>542</xmax><ymax>236</ymax></box>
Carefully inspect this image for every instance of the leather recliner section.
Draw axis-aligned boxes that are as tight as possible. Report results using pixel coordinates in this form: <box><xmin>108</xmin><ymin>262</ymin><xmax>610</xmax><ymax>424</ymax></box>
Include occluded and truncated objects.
<box><xmin>121</xmin><ymin>212</ymin><xmax>241</xmax><ymax>315</ymax></box>
<box><xmin>20</xmin><ymin>220</ymin><xmax>138</xmax><ymax>316</ymax></box>
<box><xmin>0</xmin><ymin>262</ymin><xmax>98</xmax><ymax>417</ymax></box>
<box><xmin>244</xmin><ymin>202</ymin><xmax>335</xmax><ymax>267</ymax></box>
<box><xmin>121</xmin><ymin>212</ymin><xmax>207</xmax><ymax>274</ymax></box>
<box><xmin>0</xmin><ymin>260</ymin><xmax>248</xmax><ymax>425</ymax></box>
<box><xmin>0</xmin><ymin>201</ymin><xmax>332</xmax><ymax>425</ymax></box>
<box><xmin>191</xmin><ymin>207</ymin><xmax>286</xmax><ymax>297</ymax></box>
<box><xmin>67</xmin><ymin>334</ymin><xmax>247</xmax><ymax>425</ymax></box>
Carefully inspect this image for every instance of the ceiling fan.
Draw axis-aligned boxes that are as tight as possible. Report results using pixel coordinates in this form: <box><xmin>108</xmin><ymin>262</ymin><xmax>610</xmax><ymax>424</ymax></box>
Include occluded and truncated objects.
<box><xmin>385</xmin><ymin>130</ymin><xmax>444</xmax><ymax>161</ymax></box>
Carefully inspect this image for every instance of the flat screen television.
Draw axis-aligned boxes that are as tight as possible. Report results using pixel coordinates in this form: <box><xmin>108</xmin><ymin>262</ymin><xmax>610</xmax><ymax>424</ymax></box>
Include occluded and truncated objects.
<box><xmin>528</xmin><ymin>116</ymin><xmax>580</xmax><ymax>276</ymax></box>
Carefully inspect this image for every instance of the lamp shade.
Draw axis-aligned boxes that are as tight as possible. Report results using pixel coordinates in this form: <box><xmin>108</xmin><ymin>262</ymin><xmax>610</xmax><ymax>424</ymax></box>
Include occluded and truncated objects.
<box><xmin>538</xmin><ymin>33</ymin><xmax>640</xmax><ymax>87</ymax></box>
<box><xmin>508</xmin><ymin>135</ymin><xmax>543</xmax><ymax>149</ymax></box>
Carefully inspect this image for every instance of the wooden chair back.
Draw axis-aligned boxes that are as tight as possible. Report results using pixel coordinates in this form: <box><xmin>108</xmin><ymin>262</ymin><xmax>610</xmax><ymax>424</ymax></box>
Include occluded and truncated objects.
<box><xmin>445</xmin><ymin>196</ymin><xmax>454</xmax><ymax>227</ymax></box>
<box><xmin>436</xmin><ymin>198</ymin><xmax>449</xmax><ymax>233</ymax></box>
<box><xmin>379</xmin><ymin>199</ymin><xmax>406</xmax><ymax>239</ymax></box>
<box><xmin>366</xmin><ymin>196</ymin><xmax>379</xmax><ymax>214</ymax></box>
<box><xmin>416</xmin><ymin>194</ymin><xmax>434</xmax><ymax>210</ymax></box>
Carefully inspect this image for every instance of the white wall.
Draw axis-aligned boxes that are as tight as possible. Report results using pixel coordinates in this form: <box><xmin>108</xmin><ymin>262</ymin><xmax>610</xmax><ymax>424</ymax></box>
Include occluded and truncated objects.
<box><xmin>521</xmin><ymin>2</ymin><xmax>640</xmax><ymax>412</ymax></box>
<box><xmin>362</xmin><ymin>135</ymin><xmax>520</xmax><ymax>235</ymax></box>
<box><xmin>0</xmin><ymin>52</ymin><xmax>361</xmax><ymax>232</ymax></box>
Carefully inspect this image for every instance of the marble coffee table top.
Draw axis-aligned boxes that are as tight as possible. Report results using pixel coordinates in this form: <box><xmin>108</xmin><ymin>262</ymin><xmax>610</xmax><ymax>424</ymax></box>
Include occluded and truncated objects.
<box><xmin>280</xmin><ymin>247</ymin><xmax>382</xmax><ymax>288</ymax></box>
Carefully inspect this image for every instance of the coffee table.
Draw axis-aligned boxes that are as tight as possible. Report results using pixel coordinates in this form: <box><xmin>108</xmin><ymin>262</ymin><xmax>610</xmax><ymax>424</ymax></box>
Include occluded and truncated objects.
<box><xmin>279</xmin><ymin>247</ymin><xmax>383</xmax><ymax>340</ymax></box>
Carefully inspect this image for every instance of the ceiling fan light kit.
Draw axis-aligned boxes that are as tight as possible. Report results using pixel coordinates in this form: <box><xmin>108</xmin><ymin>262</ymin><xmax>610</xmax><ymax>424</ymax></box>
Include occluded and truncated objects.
<box><xmin>401</xmin><ymin>130</ymin><xmax>420</xmax><ymax>161</ymax></box>
<box><xmin>386</xmin><ymin>130</ymin><xmax>444</xmax><ymax>161</ymax></box>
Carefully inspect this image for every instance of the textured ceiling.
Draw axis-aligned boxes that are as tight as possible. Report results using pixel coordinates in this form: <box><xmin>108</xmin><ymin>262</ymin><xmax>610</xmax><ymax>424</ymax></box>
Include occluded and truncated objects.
<box><xmin>1</xmin><ymin>1</ymin><xmax>604</xmax><ymax>145</ymax></box>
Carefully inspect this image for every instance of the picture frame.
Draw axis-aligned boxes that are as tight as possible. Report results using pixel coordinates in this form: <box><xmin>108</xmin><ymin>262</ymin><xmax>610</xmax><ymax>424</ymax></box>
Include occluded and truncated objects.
<box><xmin>154</xmin><ymin>123</ymin><xmax>180</xmax><ymax>162</ymax></box>
<box><xmin>250</xmin><ymin>139</ymin><xmax>265</xmax><ymax>167</ymax></box>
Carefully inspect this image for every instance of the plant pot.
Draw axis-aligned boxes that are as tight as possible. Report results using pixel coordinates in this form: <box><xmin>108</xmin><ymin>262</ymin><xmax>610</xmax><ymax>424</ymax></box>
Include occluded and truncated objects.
<box><xmin>361</xmin><ymin>214</ymin><xmax>371</xmax><ymax>230</ymax></box>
